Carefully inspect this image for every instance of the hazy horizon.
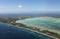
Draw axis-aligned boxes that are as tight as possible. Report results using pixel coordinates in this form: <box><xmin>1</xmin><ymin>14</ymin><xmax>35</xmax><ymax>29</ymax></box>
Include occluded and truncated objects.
<box><xmin>0</xmin><ymin>0</ymin><xmax>60</xmax><ymax>14</ymax></box>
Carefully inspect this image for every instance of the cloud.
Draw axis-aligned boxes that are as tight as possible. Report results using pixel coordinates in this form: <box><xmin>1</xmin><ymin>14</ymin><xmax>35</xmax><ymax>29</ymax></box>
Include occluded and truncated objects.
<box><xmin>18</xmin><ymin>5</ymin><xmax>23</xmax><ymax>9</ymax></box>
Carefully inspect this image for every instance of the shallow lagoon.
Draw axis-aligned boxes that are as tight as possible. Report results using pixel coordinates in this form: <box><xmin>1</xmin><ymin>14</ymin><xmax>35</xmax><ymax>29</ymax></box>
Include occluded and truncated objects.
<box><xmin>16</xmin><ymin>17</ymin><xmax>60</xmax><ymax>34</ymax></box>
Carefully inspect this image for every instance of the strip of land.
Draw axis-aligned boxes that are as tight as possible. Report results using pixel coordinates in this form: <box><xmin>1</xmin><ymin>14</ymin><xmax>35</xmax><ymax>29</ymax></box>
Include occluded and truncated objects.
<box><xmin>0</xmin><ymin>17</ymin><xmax>60</xmax><ymax>39</ymax></box>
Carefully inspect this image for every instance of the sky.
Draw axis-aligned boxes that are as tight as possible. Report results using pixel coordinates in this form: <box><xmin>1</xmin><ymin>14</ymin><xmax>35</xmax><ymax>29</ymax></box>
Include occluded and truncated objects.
<box><xmin>0</xmin><ymin>0</ymin><xmax>60</xmax><ymax>14</ymax></box>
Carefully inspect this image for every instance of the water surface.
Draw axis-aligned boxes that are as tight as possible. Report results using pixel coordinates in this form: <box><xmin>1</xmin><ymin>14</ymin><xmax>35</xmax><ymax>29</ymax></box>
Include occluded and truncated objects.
<box><xmin>16</xmin><ymin>17</ymin><xmax>60</xmax><ymax>34</ymax></box>
<box><xmin>0</xmin><ymin>23</ymin><xmax>53</xmax><ymax>39</ymax></box>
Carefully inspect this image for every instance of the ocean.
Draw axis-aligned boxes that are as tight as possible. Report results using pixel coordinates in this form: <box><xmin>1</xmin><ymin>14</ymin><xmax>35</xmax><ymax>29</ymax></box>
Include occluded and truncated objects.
<box><xmin>0</xmin><ymin>13</ymin><xmax>60</xmax><ymax>17</ymax></box>
<box><xmin>0</xmin><ymin>22</ymin><xmax>53</xmax><ymax>39</ymax></box>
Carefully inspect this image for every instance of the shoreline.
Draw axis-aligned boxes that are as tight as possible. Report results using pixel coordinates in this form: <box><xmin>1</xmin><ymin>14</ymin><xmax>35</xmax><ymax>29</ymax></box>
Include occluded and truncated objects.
<box><xmin>0</xmin><ymin>17</ymin><xmax>60</xmax><ymax>39</ymax></box>
<box><xmin>16</xmin><ymin>17</ymin><xmax>60</xmax><ymax>35</ymax></box>
<box><xmin>1</xmin><ymin>22</ymin><xmax>58</xmax><ymax>39</ymax></box>
<box><xmin>16</xmin><ymin>22</ymin><xmax>60</xmax><ymax>35</ymax></box>
<box><xmin>15</xmin><ymin>24</ymin><xmax>57</xmax><ymax>39</ymax></box>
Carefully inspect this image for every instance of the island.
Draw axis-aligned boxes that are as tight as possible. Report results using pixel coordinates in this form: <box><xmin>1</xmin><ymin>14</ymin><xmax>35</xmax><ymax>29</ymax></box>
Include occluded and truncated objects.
<box><xmin>0</xmin><ymin>16</ymin><xmax>60</xmax><ymax>39</ymax></box>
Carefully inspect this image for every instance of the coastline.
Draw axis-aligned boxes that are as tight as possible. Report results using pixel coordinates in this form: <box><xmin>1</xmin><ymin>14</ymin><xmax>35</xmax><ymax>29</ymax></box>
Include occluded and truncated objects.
<box><xmin>20</xmin><ymin>23</ymin><xmax>60</xmax><ymax>35</ymax></box>
<box><xmin>15</xmin><ymin>24</ymin><xmax>57</xmax><ymax>39</ymax></box>
<box><xmin>1</xmin><ymin>22</ymin><xmax>58</xmax><ymax>39</ymax></box>
<box><xmin>16</xmin><ymin>22</ymin><xmax>60</xmax><ymax>35</ymax></box>
<box><xmin>16</xmin><ymin>17</ymin><xmax>60</xmax><ymax>35</ymax></box>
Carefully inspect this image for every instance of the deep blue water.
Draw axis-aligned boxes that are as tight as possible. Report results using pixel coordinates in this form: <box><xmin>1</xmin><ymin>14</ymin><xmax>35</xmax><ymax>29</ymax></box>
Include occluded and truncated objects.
<box><xmin>0</xmin><ymin>23</ymin><xmax>53</xmax><ymax>39</ymax></box>
<box><xmin>0</xmin><ymin>13</ymin><xmax>60</xmax><ymax>17</ymax></box>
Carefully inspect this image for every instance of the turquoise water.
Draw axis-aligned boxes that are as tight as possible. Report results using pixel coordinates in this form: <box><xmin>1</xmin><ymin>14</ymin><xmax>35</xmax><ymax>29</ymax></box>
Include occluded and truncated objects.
<box><xmin>0</xmin><ymin>22</ymin><xmax>53</xmax><ymax>39</ymax></box>
<box><xmin>16</xmin><ymin>17</ymin><xmax>60</xmax><ymax>34</ymax></box>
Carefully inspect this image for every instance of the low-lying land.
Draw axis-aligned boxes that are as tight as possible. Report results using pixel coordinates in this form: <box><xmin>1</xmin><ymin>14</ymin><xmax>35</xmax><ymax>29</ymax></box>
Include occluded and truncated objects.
<box><xmin>0</xmin><ymin>17</ymin><xmax>60</xmax><ymax>39</ymax></box>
